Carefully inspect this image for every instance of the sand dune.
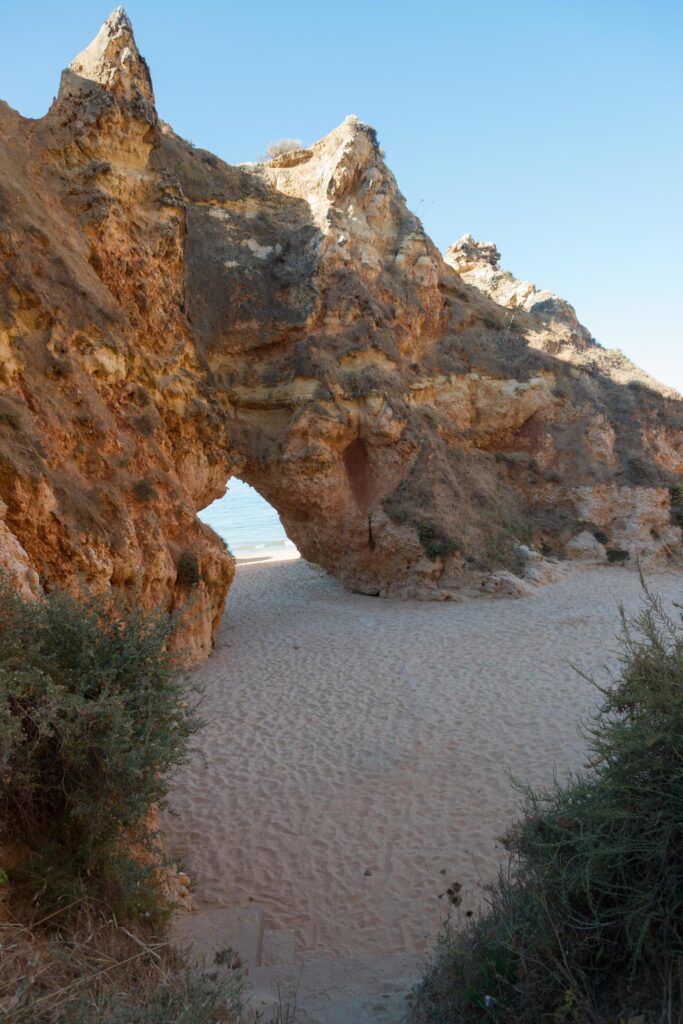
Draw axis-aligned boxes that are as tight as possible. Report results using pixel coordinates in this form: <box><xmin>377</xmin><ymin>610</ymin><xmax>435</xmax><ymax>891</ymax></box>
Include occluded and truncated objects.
<box><xmin>165</xmin><ymin>562</ymin><xmax>682</xmax><ymax>960</ymax></box>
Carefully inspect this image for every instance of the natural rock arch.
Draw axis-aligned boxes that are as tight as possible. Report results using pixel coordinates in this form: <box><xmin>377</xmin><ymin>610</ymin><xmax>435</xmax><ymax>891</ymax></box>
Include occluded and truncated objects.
<box><xmin>201</xmin><ymin>477</ymin><xmax>295</xmax><ymax>559</ymax></box>
<box><xmin>0</xmin><ymin>9</ymin><xmax>681</xmax><ymax>661</ymax></box>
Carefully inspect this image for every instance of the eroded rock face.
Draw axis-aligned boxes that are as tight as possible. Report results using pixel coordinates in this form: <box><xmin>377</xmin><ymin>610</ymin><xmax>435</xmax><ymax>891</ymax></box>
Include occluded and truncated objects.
<box><xmin>0</xmin><ymin>9</ymin><xmax>681</xmax><ymax>654</ymax></box>
<box><xmin>0</xmin><ymin>9</ymin><xmax>237</xmax><ymax>660</ymax></box>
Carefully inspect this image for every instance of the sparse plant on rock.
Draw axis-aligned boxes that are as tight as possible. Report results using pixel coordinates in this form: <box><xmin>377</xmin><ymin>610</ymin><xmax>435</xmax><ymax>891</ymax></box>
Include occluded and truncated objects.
<box><xmin>264</xmin><ymin>138</ymin><xmax>303</xmax><ymax>161</ymax></box>
<box><xmin>670</xmin><ymin>484</ymin><xmax>683</xmax><ymax>528</ymax></box>
<box><xmin>177</xmin><ymin>549</ymin><xmax>201</xmax><ymax>588</ymax></box>
<box><xmin>417</xmin><ymin>521</ymin><xmax>458</xmax><ymax>561</ymax></box>
<box><xmin>132</xmin><ymin>477</ymin><xmax>158</xmax><ymax>503</ymax></box>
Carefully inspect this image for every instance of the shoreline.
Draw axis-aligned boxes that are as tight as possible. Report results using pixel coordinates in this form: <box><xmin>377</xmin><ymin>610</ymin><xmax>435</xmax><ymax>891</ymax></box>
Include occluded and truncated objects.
<box><xmin>234</xmin><ymin>548</ymin><xmax>300</xmax><ymax>566</ymax></box>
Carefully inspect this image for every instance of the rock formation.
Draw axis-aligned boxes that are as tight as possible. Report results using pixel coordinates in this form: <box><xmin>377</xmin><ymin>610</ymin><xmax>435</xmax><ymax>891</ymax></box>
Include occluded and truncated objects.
<box><xmin>0</xmin><ymin>9</ymin><xmax>681</xmax><ymax>657</ymax></box>
<box><xmin>445</xmin><ymin>234</ymin><xmax>593</xmax><ymax>345</ymax></box>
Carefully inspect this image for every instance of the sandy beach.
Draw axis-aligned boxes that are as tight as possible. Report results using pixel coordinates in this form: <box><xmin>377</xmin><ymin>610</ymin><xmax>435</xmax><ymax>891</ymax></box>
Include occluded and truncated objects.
<box><xmin>165</xmin><ymin>561</ymin><xmax>682</xmax><ymax>961</ymax></box>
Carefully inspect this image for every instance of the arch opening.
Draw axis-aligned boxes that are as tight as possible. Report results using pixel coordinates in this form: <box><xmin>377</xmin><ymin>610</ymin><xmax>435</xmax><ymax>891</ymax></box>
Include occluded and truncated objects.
<box><xmin>199</xmin><ymin>478</ymin><xmax>299</xmax><ymax>564</ymax></box>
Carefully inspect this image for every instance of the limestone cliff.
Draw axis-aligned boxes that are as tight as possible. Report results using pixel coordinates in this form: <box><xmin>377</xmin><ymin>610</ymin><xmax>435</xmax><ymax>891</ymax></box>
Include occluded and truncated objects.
<box><xmin>0</xmin><ymin>9</ymin><xmax>680</xmax><ymax>654</ymax></box>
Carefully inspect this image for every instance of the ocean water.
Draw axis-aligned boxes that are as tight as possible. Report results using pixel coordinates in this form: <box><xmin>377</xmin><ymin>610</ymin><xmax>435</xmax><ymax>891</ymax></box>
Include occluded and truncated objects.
<box><xmin>199</xmin><ymin>478</ymin><xmax>298</xmax><ymax>558</ymax></box>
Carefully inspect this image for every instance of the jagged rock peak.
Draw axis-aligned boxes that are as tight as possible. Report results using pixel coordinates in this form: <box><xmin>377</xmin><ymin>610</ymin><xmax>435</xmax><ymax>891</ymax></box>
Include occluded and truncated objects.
<box><xmin>259</xmin><ymin>113</ymin><xmax>429</xmax><ymax>257</ymax></box>
<box><xmin>62</xmin><ymin>6</ymin><xmax>154</xmax><ymax>104</ymax></box>
<box><xmin>446</xmin><ymin>234</ymin><xmax>501</xmax><ymax>273</ymax></box>
<box><xmin>445</xmin><ymin>233</ymin><xmax>592</xmax><ymax>343</ymax></box>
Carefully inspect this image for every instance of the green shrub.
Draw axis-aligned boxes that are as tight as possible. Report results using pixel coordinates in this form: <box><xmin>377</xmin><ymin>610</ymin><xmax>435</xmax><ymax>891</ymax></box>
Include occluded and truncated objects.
<box><xmin>417</xmin><ymin>521</ymin><xmax>457</xmax><ymax>561</ymax></box>
<box><xmin>410</xmin><ymin>581</ymin><xmax>683</xmax><ymax>1023</ymax></box>
<box><xmin>417</xmin><ymin>521</ymin><xmax>438</xmax><ymax>545</ymax></box>
<box><xmin>0</xmin><ymin>576</ymin><xmax>200</xmax><ymax>921</ymax></box>
<box><xmin>671</xmin><ymin>485</ymin><xmax>683</xmax><ymax>529</ymax></box>
<box><xmin>425</xmin><ymin>538</ymin><xmax>457</xmax><ymax>560</ymax></box>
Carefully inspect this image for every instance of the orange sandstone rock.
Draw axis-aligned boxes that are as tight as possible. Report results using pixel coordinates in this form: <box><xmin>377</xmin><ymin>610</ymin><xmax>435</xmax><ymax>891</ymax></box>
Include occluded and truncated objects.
<box><xmin>0</xmin><ymin>9</ymin><xmax>680</xmax><ymax>658</ymax></box>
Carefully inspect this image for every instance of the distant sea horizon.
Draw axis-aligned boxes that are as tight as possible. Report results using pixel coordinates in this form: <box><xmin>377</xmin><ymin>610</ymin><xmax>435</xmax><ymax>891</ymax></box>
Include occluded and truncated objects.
<box><xmin>199</xmin><ymin>478</ymin><xmax>299</xmax><ymax>559</ymax></box>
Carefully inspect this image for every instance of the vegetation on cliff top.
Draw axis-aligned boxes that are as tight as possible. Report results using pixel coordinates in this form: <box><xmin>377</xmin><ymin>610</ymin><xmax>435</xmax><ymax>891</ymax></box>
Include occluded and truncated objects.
<box><xmin>263</xmin><ymin>138</ymin><xmax>304</xmax><ymax>160</ymax></box>
<box><xmin>409</xmin><ymin>580</ymin><xmax>683</xmax><ymax>1023</ymax></box>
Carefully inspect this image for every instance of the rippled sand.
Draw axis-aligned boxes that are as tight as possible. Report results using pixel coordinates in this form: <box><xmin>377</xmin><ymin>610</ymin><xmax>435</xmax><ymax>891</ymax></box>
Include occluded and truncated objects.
<box><xmin>164</xmin><ymin>562</ymin><xmax>681</xmax><ymax>959</ymax></box>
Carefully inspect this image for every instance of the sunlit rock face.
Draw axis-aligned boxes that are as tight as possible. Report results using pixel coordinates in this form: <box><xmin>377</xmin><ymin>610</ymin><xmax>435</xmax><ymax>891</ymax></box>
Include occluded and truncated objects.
<box><xmin>0</xmin><ymin>9</ymin><xmax>680</xmax><ymax>655</ymax></box>
<box><xmin>445</xmin><ymin>234</ymin><xmax>593</xmax><ymax>344</ymax></box>
<box><xmin>0</xmin><ymin>8</ymin><xmax>237</xmax><ymax>660</ymax></box>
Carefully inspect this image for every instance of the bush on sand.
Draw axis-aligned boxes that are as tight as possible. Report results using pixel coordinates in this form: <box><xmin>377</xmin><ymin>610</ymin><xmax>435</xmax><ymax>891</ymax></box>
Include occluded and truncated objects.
<box><xmin>0</xmin><ymin>576</ymin><xmax>244</xmax><ymax>1021</ymax></box>
<box><xmin>409</xmin><ymin>578</ymin><xmax>683</xmax><ymax>1023</ymax></box>
<box><xmin>0</xmin><ymin>574</ymin><xmax>200</xmax><ymax>921</ymax></box>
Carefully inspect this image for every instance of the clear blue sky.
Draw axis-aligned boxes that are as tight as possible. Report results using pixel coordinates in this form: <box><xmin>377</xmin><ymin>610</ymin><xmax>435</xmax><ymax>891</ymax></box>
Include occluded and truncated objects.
<box><xmin>2</xmin><ymin>1</ymin><xmax>681</xmax><ymax>391</ymax></box>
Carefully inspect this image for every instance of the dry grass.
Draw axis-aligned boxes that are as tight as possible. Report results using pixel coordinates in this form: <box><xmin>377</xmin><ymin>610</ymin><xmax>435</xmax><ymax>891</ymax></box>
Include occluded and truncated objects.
<box><xmin>265</xmin><ymin>139</ymin><xmax>303</xmax><ymax>160</ymax></box>
<box><xmin>0</xmin><ymin>902</ymin><xmax>242</xmax><ymax>1023</ymax></box>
